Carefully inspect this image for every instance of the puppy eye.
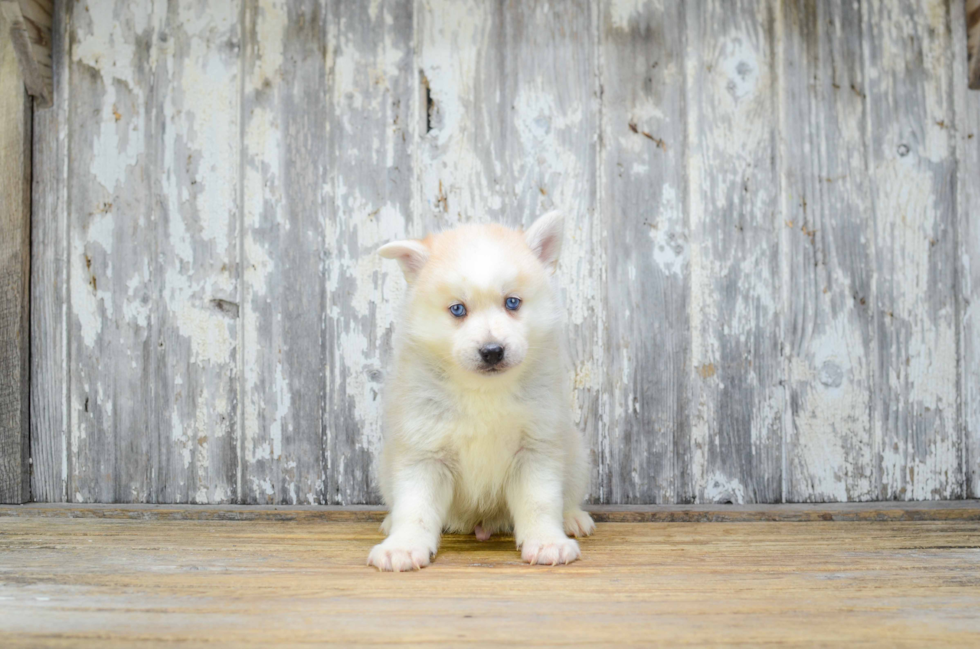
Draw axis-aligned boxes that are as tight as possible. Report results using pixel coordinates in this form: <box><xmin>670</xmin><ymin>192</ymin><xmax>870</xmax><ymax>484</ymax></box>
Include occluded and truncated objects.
<box><xmin>449</xmin><ymin>303</ymin><xmax>467</xmax><ymax>318</ymax></box>
<box><xmin>505</xmin><ymin>297</ymin><xmax>522</xmax><ymax>311</ymax></box>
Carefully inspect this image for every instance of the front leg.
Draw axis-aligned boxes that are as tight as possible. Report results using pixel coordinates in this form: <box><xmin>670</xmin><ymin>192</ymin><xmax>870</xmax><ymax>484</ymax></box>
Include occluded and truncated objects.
<box><xmin>368</xmin><ymin>460</ymin><xmax>453</xmax><ymax>572</ymax></box>
<box><xmin>506</xmin><ymin>452</ymin><xmax>581</xmax><ymax>566</ymax></box>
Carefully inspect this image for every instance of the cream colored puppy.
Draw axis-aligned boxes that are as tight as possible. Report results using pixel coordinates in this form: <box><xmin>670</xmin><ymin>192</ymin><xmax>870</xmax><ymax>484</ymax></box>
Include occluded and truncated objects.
<box><xmin>368</xmin><ymin>211</ymin><xmax>594</xmax><ymax>572</ymax></box>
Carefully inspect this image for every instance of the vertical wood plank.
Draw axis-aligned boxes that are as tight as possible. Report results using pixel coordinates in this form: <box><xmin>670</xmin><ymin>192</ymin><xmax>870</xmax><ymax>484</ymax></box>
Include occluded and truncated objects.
<box><xmin>68</xmin><ymin>0</ymin><xmax>240</xmax><ymax>503</ymax></box>
<box><xmin>153</xmin><ymin>0</ymin><xmax>241</xmax><ymax>503</ymax></box>
<box><xmin>240</xmin><ymin>0</ymin><xmax>330</xmax><ymax>504</ymax></box>
<box><xmin>30</xmin><ymin>0</ymin><xmax>69</xmax><ymax>502</ymax></box>
<box><xmin>416</xmin><ymin>0</ymin><xmax>501</xmax><ymax>227</ymax></box>
<box><xmin>599</xmin><ymin>0</ymin><xmax>688</xmax><ymax>503</ymax></box>
<box><xmin>779</xmin><ymin>0</ymin><xmax>877</xmax><ymax>502</ymax></box>
<box><xmin>0</xmin><ymin>9</ymin><xmax>32</xmax><ymax>504</ymax></box>
<box><xmin>67</xmin><ymin>0</ymin><xmax>151</xmax><ymax>503</ymax></box>
<box><xmin>865</xmin><ymin>0</ymin><xmax>961</xmax><ymax>500</ymax></box>
<box><xmin>325</xmin><ymin>0</ymin><xmax>415</xmax><ymax>504</ymax></box>
<box><xmin>953</xmin><ymin>0</ymin><xmax>980</xmax><ymax>498</ymax></box>
<box><xmin>685</xmin><ymin>0</ymin><xmax>783</xmax><ymax>504</ymax></box>
<box><xmin>417</xmin><ymin>0</ymin><xmax>604</xmax><ymax>501</ymax></box>
<box><xmin>968</xmin><ymin>0</ymin><xmax>980</xmax><ymax>89</ymax></box>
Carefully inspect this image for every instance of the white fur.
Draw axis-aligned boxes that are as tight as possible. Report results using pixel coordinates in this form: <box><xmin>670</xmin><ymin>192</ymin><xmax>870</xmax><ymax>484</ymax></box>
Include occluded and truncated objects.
<box><xmin>368</xmin><ymin>212</ymin><xmax>594</xmax><ymax>572</ymax></box>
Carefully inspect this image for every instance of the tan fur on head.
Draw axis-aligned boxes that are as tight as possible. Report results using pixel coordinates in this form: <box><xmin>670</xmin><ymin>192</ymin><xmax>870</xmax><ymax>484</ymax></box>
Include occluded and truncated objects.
<box><xmin>368</xmin><ymin>212</ymin><xmax>593</xmax><ymax>572</ymax></box>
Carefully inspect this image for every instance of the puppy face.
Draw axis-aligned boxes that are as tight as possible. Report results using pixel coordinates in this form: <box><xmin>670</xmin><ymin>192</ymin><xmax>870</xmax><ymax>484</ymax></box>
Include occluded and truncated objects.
<box><xmin>379</xmin><ymin>212</ymin><xmax>563</xmax><ymax>383</ymax></box>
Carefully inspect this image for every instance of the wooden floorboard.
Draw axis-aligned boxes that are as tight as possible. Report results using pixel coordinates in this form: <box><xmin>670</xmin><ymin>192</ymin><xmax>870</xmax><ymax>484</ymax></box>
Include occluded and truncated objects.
<box><xmin>0</xmin><ymin>518</ymin><xmax>978</xmax><ymax>647</ymax></box>
<box><xmin>2</xmin><ymin>500</ymin><xmax>980</xmax><ymax>522</ymax></box>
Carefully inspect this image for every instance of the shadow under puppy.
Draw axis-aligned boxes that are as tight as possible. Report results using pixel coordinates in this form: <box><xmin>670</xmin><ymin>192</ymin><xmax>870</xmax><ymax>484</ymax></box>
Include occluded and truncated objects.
<box><xmin>369</xmin><ymin>211</ymin><xmax>594</xmax><ymax>572</ymax></box>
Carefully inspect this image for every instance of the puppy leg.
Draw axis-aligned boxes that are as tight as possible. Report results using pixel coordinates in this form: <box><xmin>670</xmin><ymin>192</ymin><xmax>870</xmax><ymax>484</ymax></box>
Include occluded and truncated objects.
<box><xmin>506</xmin><ymin>455</ymin><xmax>581</xmax><ymax>566</ymax></box>
<box><xmin>368</xmin><ymin>461</ymin><xmax>452</xmax><ymax>572</ymax></box>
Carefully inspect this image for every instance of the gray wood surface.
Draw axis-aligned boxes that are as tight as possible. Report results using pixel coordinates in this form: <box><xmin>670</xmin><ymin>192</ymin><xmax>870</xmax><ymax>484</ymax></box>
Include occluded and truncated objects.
<box><xmin>1</xmin><ymin>9</ymin><xmax>32</xmax><ymax>504</ymax></box>
<box><xmin>686</xmin><ymin>0</ymin><xmax>783</xmax><ymax>504</ymax></box>
<box><xmin>0</xmin><ymin>0</ymin><xmax>53</xmax><ymax>106</ymax></box>
<box><xmin>968</xmin><ymin>0</ymin><xmax>979</xmax><ymax>89</ymax></box>
<box><xmin>866</xmin><ymin>0</ymin><xmax>961</xmax><ymax>500</ymax></box>
<box><xmin>780</xmin><ymin>0</ymin><xmax>876</xmax><ymax>502</ymax></box>
<box><xmin>28</xmin><ymin>0</ymin><xmax>980</xmax><ymax>504</ymax></box>
<box><xmin>599</xmin><ymin>0</ymin><xmax>687</xmax><ymax>503</ymax></box>
<box><xmin>28</xmin><ymin>0</ymin><xmax>67</xmax><ymax>502</ymax></box>
<box><xmin>955</xmin><ymin>0</ymin><xmax>980</xmax><ymax>499</ymax></box>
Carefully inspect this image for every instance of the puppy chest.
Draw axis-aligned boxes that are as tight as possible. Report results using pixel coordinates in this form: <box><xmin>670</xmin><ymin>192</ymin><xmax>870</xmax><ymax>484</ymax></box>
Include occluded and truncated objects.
<box><xmin>446</xmin><ymin>417</ymin><xmax>525</xmax><ymax>504</ymax></box>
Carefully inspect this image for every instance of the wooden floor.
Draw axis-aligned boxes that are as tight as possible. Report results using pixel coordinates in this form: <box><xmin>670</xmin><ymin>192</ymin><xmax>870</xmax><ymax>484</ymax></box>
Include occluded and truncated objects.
<box><xmin>1</xmin><ymin>512</ymin><xmax>979</xmax><ymax>647</ymax></box>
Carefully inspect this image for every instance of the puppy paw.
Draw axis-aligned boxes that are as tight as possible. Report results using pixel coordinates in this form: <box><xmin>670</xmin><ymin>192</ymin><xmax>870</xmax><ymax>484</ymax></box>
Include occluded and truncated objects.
<box><xmin>563</xmin><ymin>508</ymin><xmax>595</xmax><ymax>538</ymax></box>
<box><xmin>367</xmin><ymin>540</ymin><xmax>432</xmax><ymax>572</ymax></box>
<box><xmin>521</xmin><ymin>536</ymin><xmax>581</xmax><ymax>566</ymax></box>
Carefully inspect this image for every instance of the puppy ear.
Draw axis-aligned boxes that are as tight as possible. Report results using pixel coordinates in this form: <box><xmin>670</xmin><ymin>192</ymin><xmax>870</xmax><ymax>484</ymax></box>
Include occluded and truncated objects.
<box><xmin>524</xmin><ymin>210</ymin><xmax>564</xmax><ymax>272</ymax></box>
<box><xmin>378</xmin><ymin>240</ymin><xmax>430</xmax><ymax>281</ymax></box>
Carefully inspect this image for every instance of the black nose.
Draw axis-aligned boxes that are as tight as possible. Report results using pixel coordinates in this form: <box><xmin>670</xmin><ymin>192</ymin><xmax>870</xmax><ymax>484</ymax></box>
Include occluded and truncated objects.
<box><xmin>479</xmin><ymin>343</ymin><xmax>505</xmax><ymax>366</ymax></box>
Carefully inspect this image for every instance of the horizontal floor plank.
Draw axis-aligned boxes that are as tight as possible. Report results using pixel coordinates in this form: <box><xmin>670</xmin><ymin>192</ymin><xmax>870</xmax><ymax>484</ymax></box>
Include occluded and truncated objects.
<box><xmin>1</xmin><ymin>500</ymin><xmax>978</xmax><ymax>523</ymax></box>
<box><xmin>0</xmin><ymin>518</ymin><xmax>978</xmax><ymax>647</ymax></box>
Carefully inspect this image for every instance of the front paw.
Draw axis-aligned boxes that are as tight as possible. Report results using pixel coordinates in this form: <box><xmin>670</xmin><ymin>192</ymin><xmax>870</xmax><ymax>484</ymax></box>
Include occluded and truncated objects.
<box><xmin>367</xmin><ymin>539</ymin><xmax>432</xmax><ymax>572</ymax></box>
<box><xmin>521</xmin><ymin>536</ymin><xmax>581</xmax><ymax>566</ymax></box>
<box><xmin>563</xmin><ymin>508</ymin><xmax>595</xmax><ymax>537</ymax></box>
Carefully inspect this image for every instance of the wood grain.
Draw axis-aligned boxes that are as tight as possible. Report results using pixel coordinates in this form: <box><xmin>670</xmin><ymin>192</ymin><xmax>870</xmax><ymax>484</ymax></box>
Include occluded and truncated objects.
<box><xmin>865</xmin><ymin>0</ymin><xmax>961</xmax><ymax>500</ymax></box>
<box><xmin>28</xmin><ymin>0</ymin><xmax>67</xmax><ymax>502</ymax></box>
<box><xmin>27</xmin><ymin>0</ymin><xmax>980</xmax><ymax>505</ymax></box>
<box><xmin>0</xmin><ymin>8</ymin><xmax>32</xmax><ymax>504</ymax></box>
<box><xmin>0</xmin><ymin>0</ymin><xmax>52</xmax><ymax>107</ymax></box>
<box><xmin>954</xmin><ymin>0</ymin><xmax>980</xmax><ymax>498</ymax></box>
<box><xmin>599</xmin><ymin>0</ymin><xmax>688</xmax><ymax>504</ymax></box>
<box><xmin>968</xmin><ymin>0</ymin><xmax>980</xmax><ymax>89</ymax></box>
<box><xmin>779</xmin><ymin>0</ymin><xmax>876</xmax><ymax>502</ymax></box>
<box><xmin>685</xmin><ymin>0</ymin><xmax>783</xmax><ymax>503</ymax></box>
<box><xmin>325</xmin><ymin>0</ymin><xmax>415</xmax><ymax>505</ymax></box>
<box><xmin>1</xmin><ymin>517</ymin><xmax>979</xmax><ymax>647</ymax></box>
<box><xmin>2</xmin><ymin>500</ymin><xmax>979</xmax><ymax>523</ymax></box>
<box><xmin>240</xmin><ymin>0</ymin><xmax>331</xmax><ymax>506</ymax></box>
<box><xmin>67</xmin><ymin>1</ymin><xmax>241</xmax><ymax>503</ymax></box>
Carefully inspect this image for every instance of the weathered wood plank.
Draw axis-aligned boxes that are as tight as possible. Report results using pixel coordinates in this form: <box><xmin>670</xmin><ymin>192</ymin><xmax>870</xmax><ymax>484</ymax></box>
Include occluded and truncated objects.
<box><xmin>968</xmin><ymin>0</ymin><xmax>980</xmax><ymax>89</ymax></box>
<box><xmin>0</xmin><ymin>8</ymin><xmax>32</xmax><ymax>504</ymax></box>
<box><xmin>153</xmin><ymin>0</ymin><xmax>241</xmax><ymax>504</ymax></box>
<box><xmin>325</xmin><ymin>0</ymin><xmax>415</xmax><ymax>504</ymax></box>
<box><xmin>599</xmin><ymin>0</ymin><xmax>687</xmax><ymax>503</ymax></box>
<box><xmin>416</xmin><ymin>0</ymin><xmax>500</xmax><ymax>227</ymax></box>
<box><xmin>68</xmin><ymin>1</ymin><xmax>240</xmax><ymax>503</ymax></box>
<box><xmin>865</xmin><ymin>0</ymin><xmax>961</xmax><ymax>500</ymax></box>
<box><xmin>27</xmin><ymin>0</ymin><xmax>980</xmax><ymax>506</ymax></box>
<box><xmin>2</xmin><ymin>500</ymin><xmax>980</xmax><ymax>523</ymax></box>
<box><xmin>779</xmin><ymin>0</ymin><xmax>876</xmax><ymax>502</ymax></box>
<box><xmin>685</xmin><ymin>0</ymin><xmax>783</xmax><ymax>503</ymax></box>
<box><xmin>954</xmin><ymin>0</ymin><xmax>980</xmax><ymax>498</ymax></box>
<box><xmin>0</xmin><ymin>0</ymin><xmax>52</xmax><ymax>106</ymax></box>
<box><xmin>240</xmin><ymin>0</ymin><xmax>331</xmax><ymax>504</ymax></box>
<box><xmin>2</xmin><ymin>518</ymin><xmax>980</xmax><ymax>647</ymax></box>
<box><xmin>29</xmin><ymin>0</ymin><xmax>68</xmax><ymax>502</ymax></box>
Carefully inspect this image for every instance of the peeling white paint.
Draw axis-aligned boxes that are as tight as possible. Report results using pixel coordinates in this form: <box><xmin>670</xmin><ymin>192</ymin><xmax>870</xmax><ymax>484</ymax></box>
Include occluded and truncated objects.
<box><xmin>43</xmin><ymin>0</ymin><xmax>975</xmax><ymax>507</ymax></box>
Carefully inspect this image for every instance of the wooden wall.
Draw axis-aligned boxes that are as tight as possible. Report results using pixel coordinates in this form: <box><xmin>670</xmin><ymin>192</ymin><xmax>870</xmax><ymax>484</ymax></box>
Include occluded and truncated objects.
<box><xmin>30</xmin><ymin>0</ymin><xmax>980</xmax><ymax>505</ymax></box>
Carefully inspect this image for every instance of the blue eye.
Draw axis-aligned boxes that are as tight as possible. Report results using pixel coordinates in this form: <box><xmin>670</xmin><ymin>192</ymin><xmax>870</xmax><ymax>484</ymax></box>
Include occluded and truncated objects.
<box><xmin>449</xmin><ymin>303</ymin><xmax>467</xmax><ymax>317</ymax></box>
<box><xmin>505</xmin><ymin>297</ymin><xmax>522</xmax><ymax>311</ymax></box>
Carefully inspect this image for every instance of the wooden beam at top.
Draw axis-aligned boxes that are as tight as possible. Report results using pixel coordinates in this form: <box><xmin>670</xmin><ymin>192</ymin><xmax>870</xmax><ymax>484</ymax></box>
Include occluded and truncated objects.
<box><xmin>969</xmin><ymin>0</ymin><xmax>980</xmax><ymax>89</ymax></box>
<box><xmin>0</xmin><ymin>0</ymin><xmax>52</xmax><ymax>107</ymax></box>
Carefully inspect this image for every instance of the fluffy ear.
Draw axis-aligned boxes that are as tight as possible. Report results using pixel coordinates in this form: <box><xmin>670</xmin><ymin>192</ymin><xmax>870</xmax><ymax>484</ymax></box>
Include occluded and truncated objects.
<box><xmin>378</xmin><ymin>240</ymin><xmax>430</xmax><ymax>281</ymax></box>
<box><xmin>524</xmin><ymin>210</ymin><xmax>564</xmax><ymax>272</ymax></box>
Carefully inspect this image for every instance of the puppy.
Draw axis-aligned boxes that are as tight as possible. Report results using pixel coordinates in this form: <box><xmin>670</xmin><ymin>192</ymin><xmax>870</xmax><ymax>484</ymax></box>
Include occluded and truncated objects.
<box><xmin>367</xmin><ymin>211</ymin><xmax>594</xmax><ymax>572</ymax></box>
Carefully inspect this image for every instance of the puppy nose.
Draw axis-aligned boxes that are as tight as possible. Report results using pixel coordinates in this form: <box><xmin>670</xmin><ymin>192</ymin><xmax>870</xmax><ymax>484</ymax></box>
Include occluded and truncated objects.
<box><xmin>479</xmin><ymin>343</ymin><xmax>505</xmax><ymax>366</ymax></box>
